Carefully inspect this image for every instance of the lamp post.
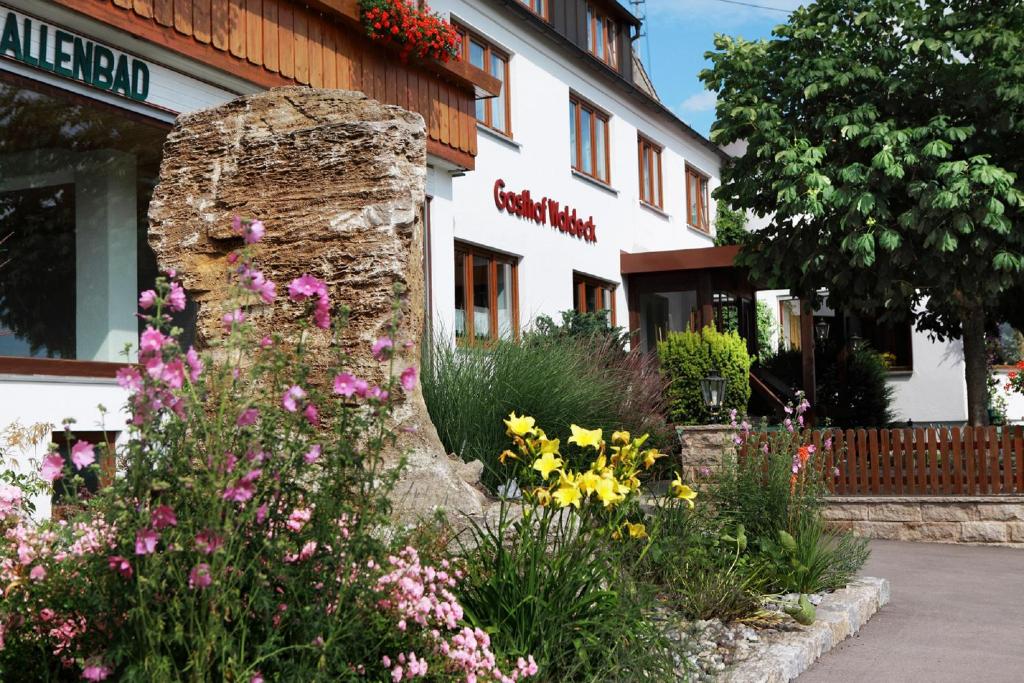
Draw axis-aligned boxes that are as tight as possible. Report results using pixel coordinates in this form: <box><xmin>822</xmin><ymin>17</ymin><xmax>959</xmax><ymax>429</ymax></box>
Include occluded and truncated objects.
<box><xmin>700</xmin><ymin>366</ymin><xmax>728</xmax><ymax>422</ymax></box>
<box><xmin>814</xmin><ymin>319</ymin><xmax>830</xmax><ymax>344</ymax></box>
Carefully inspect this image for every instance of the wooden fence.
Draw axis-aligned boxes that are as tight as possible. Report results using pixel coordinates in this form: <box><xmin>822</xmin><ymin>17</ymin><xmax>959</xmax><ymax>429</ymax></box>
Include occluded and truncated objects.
<box><xmin>749</xmin><ymin>426</ymin><xmax>1024</xmax><ymax>496</ymax></box>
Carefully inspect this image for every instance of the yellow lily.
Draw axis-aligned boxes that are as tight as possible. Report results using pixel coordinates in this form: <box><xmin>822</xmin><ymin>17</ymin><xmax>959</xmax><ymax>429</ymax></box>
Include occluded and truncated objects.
<box><xmin>578</xmin><ymin>470</ymin><xmax>601</xmax><ymax>495</ymax></box>
<box><xmin>498</xmin><ymin>449</ymin><xmax>518</xmax><ymax>464</ymax></box>
<box><xmin>553</xmin><ymin>476</ymin><xmax>582</xmax><ymax>508</ymax></box>
<box><xmin>537</xmin><ymin>437</ymin><xmax>561</xmax><ymax>455</ymax></box>
<box><xmin>568</xmin><ymin>424</ymin><xmax>603</xmax><ymax>450</ymax></box>
<box><xmin>642</xmin><ymin>449</ymin><xmax>666</xmax><ymax>469</ymax></box>
<box><xmin>532</xmin><ymin>452</ymin><xmax>564</xmax><ymax>481</ymax></box>
<box><xmin>504</xmin><ymin>412</ymin><xmax>536</xmax><ymax>437</ymax></box>
<box><xmin>611</xmin><ymin>430</ymin><xmax>631</xmax><ymax>445</ymax></box>
<box><xmin>626</xmin><ymin>522</ymin><xmax>648</xmax><ymax>539</ymax></box>
<box><xmin>671</xmin><ymin>474</ymin><xmax>698</xmax><ymax>508</ymax></box>
<box><xmin>594</xmin><ymin>475</ymin><xmax>625</xmax><ymax>507</ymax></box>
<box><xmin>533</xmin><ymin>487</ymin><xmax>552</xmax><ymax>507</ymax></box>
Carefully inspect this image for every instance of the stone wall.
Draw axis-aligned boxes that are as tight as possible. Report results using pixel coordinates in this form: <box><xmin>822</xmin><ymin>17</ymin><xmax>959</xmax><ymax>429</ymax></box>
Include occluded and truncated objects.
<box><xmin>676</xmin><ymin>425</ymin><xmax>735</xmax><ymax>480</ymax></box>
<box><xmin>824</xmin><ymin>496</ymin><xmax>1024</xmax><ymax>547</ymax></box>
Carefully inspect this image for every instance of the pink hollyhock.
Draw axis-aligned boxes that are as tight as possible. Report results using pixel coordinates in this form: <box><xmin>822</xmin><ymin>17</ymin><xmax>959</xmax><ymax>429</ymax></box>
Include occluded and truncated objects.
<box><xmin>287</xmin><ymin>274</ymin><xmax>327</xmax><ymax>301</ymax></box>
<box><xmin>108</xmin><ymin>555</ymin><xmax>132</xmax><ymax>578</ymax></box>
<box><xmin>333</xmin><ymin>373</ymin><xmax>358</xmax><ymax>397</ymax></box>
<box><xmin>286</xmin><ymin>508</ymin><xmax>312</xmax><ymax>533</ymax></box>
<box><xmin>167</xmin><ymin>282</ymin><xmax>186</xmax><ymax>312</ymax></box>
<box><xmin>237</xmin><ymin>408</ymin><xmax>259</xmax><ymax>427</ymax></box>
<box><xmin>372</xmin><ymin>337</ymin><xmax>394</xmax><ymax>361</ymax></box>
<box><xmin>232</xmin><ymin>216</ymin><xmax>266</xmax><ymax>244</ymax></box>
<box><xmin>138</xmin><ymin>289</ymin><xmax>157</xmax><ymax>309</ymax></box>
<box><xmin>251</xmin><ymin>674</ymin><xmax>265</xmax><ymax>683</ymax></box>
<box><xmin>282</xmin><ymin>385</ymin><xmax>306</xmax><ymax>412</ymax></box>
<box><xmin>0</xmin><ymin>483</ymin><xmax>22</xmax><ymax>517</ymax></box>
<box><xmin>260</xmin><ymin>336</ymin><xmax>273</xmax><ymax>348</ymax></box>
<box><xmin>29</xmin><ymin>565</ymin><xmax>46</xmax><ymax>581</ymax></box>
<box><xmin>139</xmin><ymin>326</ymin><xmax>168</xmax><ymax>354</ymax></box>
<box><xmin>185</xmin><ymin>347</ymin><xmax>203</xmax><ymax>382</ymax></box>
<box><xmin>134</xmin><ymin>528</ymin><xmax>159</xmax><ymax>555</ymax></box>
<box><xmin>400</xmin><ymin>366</ymin><xmax>418</xmax><ymax>392</ymax></box>
<box><xmin>314</xmin><ymin>297</ymin><xmax>331</xmax><ymax>329</ymax></box>
<box><xmin>189</xmin><ymin>563</ymin><xmax>213</xmax><ymax>590</ymax></box>
<box><xmin>39</xmin><ymin>608</ymin><xmax>55</xmax><ymax>622</ymax></box>
<box><xmin>303</xmin><ymin>402</ymin><xmax>319</xmax><ymax>427</ymax></box>
<box><xmin>304</xmin><ymin>444</ymin><xmax>321</xmax><ymax>464</ymax></box>
<box><xmin>151</xmin><ymin>505</ymin><xmax>177</xmax><ymax>530</ymax></box>
<box><xmin>82</xmin><ymin>665</ymin><xmax>112</xmax><ymax>681</ymax></box>
<box><xmin>161</xmin><ymin>358</ymin><xmax>186</xmax><ymax>389</ymax></box>
<box><xmin>70</xmin><ymin>441</ymin><xmax>95</xmax><ymax>470</ymax></box>
<box><xmin>116</xmin><ymin>366</ymin><xmax>143</xmax><ymax>392</ymax></box>
<box><xmin>353</xmin><ymin>378</ymin><xmax>370</xmax><ymax>397</ymax></box>
<box><xmin>40</xmin><ymin>453</ymin><xmax>65</xmax><ymax>482</ymax></box>
<box><xmin>256</xmin><ymin>503</ymin><xmax>269</xmax><ymax>524</ymax></box>
<box><xmin>222</xmin><ymin>309</ymin><xmax>246</xmax><ymax>333</ymax></box>
<box><xmin>194</xmin><ymin>530</ymin><xmax>223</xmax><ymax>555</ymax></box>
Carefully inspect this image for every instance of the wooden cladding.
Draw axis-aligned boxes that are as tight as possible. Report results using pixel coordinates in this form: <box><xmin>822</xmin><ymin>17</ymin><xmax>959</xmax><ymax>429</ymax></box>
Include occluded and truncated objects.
<box><xmin>56</xmin><ymin>0</ymin><xmax>487</xmax><ymax>168</ymax></box>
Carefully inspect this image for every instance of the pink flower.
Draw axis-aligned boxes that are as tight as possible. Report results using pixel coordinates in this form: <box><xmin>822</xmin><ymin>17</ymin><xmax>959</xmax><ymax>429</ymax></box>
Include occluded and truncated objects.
<box><xmin>237</xmin><ymin>408</ymin><xmax>259</xmax><ymax>427</ymax></box>
<box><xmin>282</xmin><ymin>385</ymin><xmax>306</xmax><ymax>412</ymax></box>
<box><xmin>286</xmin><ymin>508</ymin><xmax>312</xmax><ymax>533</ymax></box>
<box><xmin>134</xmin><ymin>528</ymin><xmax>159</xmax><ymax>555</ymax></box>
<box><xmin>195</xmin><ymin>530</ymin><xmax>223</xmax><ymax>555</ymax></box>
<box><xmin>29</xmin><ymin>565</ymin><xmax>46</xmax><ymax>581</ymax></box>
<box><xmin>139</xmin><ymin>326</ymin><xmax>168</xmax><ymax>354</ymax></box>
<box><xmin>39</xmin><ymin>608</ymin><xmax>55</xmax><ymax>622</ymax></box>
<box><xmin>259</xmin><ymin>336</ymin><xmax>273</xmax><ymax>348</ymax></box>
<box><xmin>256</xmin><ymin>503</ymin><xmax>269</xmax><ymax>524</ymax></box>
<box><xmin>40</xmin><ymin>453</ymin><xmax>65</xmax><ymax>482</ymax></box>
<box><xmin>108</xmin><ymin>555</ymin><xmax>132</xmax><ymax>578</ymax></box>
<box><xmin>223</xmin><ymin>469</ymin><xmax>262</xmax><ymax>503</ymax></box>
<box><xmin>138</xmin><ymin>289</ymin><xmax>157</xmax><ymax>309</ymax></box>
<box><xmin>304</xmin><ymin>402</ymin><xmax>319</xmax><ymax>427</ymax></box>
<box><xmin>167</xmin><ymin>282</ymin><xmax>186</xmax><ymax>312</ymax></box>
<box><xmin>334</xmin><ymin>373</ymin><xmax>357</xmax><ymax>397</ymax></box>
<box><xmin>222</xmin><ymin>309</ymin><xmax>246</xmax><ymax>333</ymax></box>
<box><xmin>70</xmin><ymin>441</ymin><xmax>96</xmax><ymax>470</ymax></box>
<box><xmin>372</xmin><ymin>337</ymin><xmax>394</xmax><ymax>361</ymax></box>
<box><xmin>189</xmin><ymin>563</ymin><xmax>213</xmax><ymax>589</ymax></box>
<box><xmin>304</xmin><ymin>444</ymin><xmax>321</xmax><ymax>464</ymax></box>
<box><xmin>151</xmin><ymin>505</ymin><xmax>177</xmax><ymax>529</ymax></box>
<box><xmin>185</xmin><ymin>347</ymin><xmax>203</xmax><ymax>382</ymax></box>
<box><xmin>353</xmin><ymin>378</ymin><xmax>370</xmax><ymax>397</ymax></box>
<box><xmin>0</xmin><ymin>483</ymin><xmax>21</xmax><ymax>517</ymax></box>
<box><xmin>232</xmin><ymin>216</ymin><xmax>266</xmax><ymax>245</ymax></box>
<box><xmin>251</xmin><ymin>674</ymin><xmax>265</xmax><ymax>683</ymax></box>
<box><xmin>82</xmin><ymin>665</ymin><xmax>112</xmax><ymax>681</ymax></box>
<box><xmin>400</xmin><ymin>366</ymin><xmax>418</xmax><ymax>392</ymax></box>
<box><xmin>314</xmin><ymin>297</ymin><xmax>331</xmax><ymax>329</ymax></box>
<box><xmin>116</xmin><ymin>366</ymin><xmax>143</xmax><ymax>392</ymax></box>
<box><xmin>287</xmin><ymin>274</ymin><xmax>327</xmax><ymax>301</ymax></box>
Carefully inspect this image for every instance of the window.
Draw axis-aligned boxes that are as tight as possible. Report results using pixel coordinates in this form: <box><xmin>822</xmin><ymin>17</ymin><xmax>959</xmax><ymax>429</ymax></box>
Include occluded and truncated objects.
<box><xmin>686</xmin><ymin>165</ymin><xmax>710</xmax><ymax>231</ymax></box>
<box><xmin>586</xmin><ymin>4</ymin><xmax>619</xmax><ymax>69</ymax></box>
<box><xmin>0</xmin><ymin>74</ymin><xmax>187</xmax><ymax>372</ymax></box>
<box><xmin>570</xmin><ymin>96</ymin><xmax>610</xmax><ymax>184</ymax></box>
<box><xmin>454</xmin><ymin>243</ymin><xmax>518</xmax><ymax>343</ymax></box>
<box><xmin>456</xmin><ymin>26</ymin><xmax>511</xmax><ymax>136</ymax></box>
<box><xmin>516</xmin><ymin>0</ymin><xmax>548</xmax><ymax>19</ymax></box>
<box><xmin>573</xmin><ymin>273</ymin><xmax>616</xmax><ymax>325</ymax></box>
<box><xmin>638</xmin><ymin>136</ymin><xmax>663</xmax><ymax>209</ymax></box>
<box><xmin>861</xmin><ymin>317</ymin><xmax>914</xmax><ymax>371</ymax></box>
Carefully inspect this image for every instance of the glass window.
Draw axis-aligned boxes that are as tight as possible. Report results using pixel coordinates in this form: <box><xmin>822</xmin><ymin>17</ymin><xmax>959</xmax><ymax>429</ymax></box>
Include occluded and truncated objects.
<box><xmin>517</xmin><ymin>0</ymin><xmax>547</xmax><ymax>19</ymax></box>
<box><xmin>457</xmin><ymin>26</ymin><xmax>512</xmax><ymax>137</ymax></box>
<box><xmin>595</xmin><ymin>116</ymin><xmax>607</xmax><ymax>181</ymax></box>
<box><xmin>0</xmin><ymin>75</ymin><xmax>181</xmax><ymax>367</ymax></box>
<box><xmin>580</xmin><ymin>108</ymin><xmax>593</xmax><ymax>175</ymax></box>
<box><xmin>638</xmin><ymin>136</ymin><xmax>663</xmax><ymax>209</ymax></box>
<box><xmin>455</xmin><ymin>243</ymin><xmax>518</xmax><ymax>344</ymax></box>
<box><xmin>570</xmin><ymin>97</ymin><xmax>611</xmax><ymax>184</ymax></box>
<box><xmin>573</xmin><ymin>272</ymin><xmax>616</xmax><ymax>325</ymax></box>
<box><xmin>686</xmin><ymin>165</ymin><xmax>710</xmax><ymax>231</ymax></box>
<box><xmin>587</xmin><ymin>4</ymin><xmax>619</xmax><ymax>68</ymax></box>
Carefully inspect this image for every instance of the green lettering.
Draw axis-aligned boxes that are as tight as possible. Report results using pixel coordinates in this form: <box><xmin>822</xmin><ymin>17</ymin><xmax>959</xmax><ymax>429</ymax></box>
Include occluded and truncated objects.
<box><xmin>38</xmin><ymin>25</ymin><xmax>54</xmax><ymax>71</ymax></box>
<box><xmin>92</xmin><ymin>45</ymin><xmax>113</xmax><ymax>90</ymax></box>
<box><xmin>0</xmin><ymin>13</ymin><xmax>20</xmax><ymax>60</ymax></box>
<box><xmin>54</xmin><ymin>30</ymin><xmax>73</xmax><ymax>77</ymax></box>
<box><xmin>112</xmin><ymin>54</ymin><xmax>131</xmax><ymax>95</ymax></box>
<box><xmin>130</xmin><ymin>60</ymin><xmax>149</xmax><ymax>101</ymax></box>
<box><xmin>21</xmin><ymin>18</ymin><xmax>36</xmax><ymax>66</ymax></box>
<box><xmin>72</xmin><ymin>37</ymin><xmax>92</xmax><ymax>82</ymax></box>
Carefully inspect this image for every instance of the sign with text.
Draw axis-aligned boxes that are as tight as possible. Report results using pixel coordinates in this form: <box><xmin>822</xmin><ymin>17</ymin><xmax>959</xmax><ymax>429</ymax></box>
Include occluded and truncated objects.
<box><xmin>0</xmin><ymin>6</ymin><xmax>150</xmax><ymax>102</ymax></box>
<box><xmin>493</xmin><ymin>178</ymin><xmax>597</xmax><ymax>243</ymax></box>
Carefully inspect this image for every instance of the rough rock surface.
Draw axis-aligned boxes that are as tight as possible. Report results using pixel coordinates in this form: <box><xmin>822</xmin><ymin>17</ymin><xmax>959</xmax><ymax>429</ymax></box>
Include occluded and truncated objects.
<box><xmin>148</xmin><ymin>86</ymin><xmax>489</xmax><ymax>520</ymax></box>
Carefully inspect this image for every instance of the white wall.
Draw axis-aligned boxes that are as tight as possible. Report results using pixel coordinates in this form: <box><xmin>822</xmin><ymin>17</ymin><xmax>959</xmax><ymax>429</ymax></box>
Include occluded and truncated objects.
<box><xmin>887</xmin><ymin>334</ymin><xmax>967</xmax><ymax>424</ymax></box>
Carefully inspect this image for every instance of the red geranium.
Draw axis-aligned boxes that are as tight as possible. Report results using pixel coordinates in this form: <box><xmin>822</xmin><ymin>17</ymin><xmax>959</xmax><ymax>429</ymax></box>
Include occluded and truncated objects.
<box><xmin>359</xmin><ymin>0</ymin><xmax>460</xmax><ymax>63</ymax></box>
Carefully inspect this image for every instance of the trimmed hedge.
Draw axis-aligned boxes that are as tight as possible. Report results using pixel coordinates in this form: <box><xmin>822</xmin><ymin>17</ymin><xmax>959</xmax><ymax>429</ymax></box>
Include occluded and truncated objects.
<box><xmin>658</xmin><ymin>326</ymin><xmax>752</xmax><ymax>424</ymax></box>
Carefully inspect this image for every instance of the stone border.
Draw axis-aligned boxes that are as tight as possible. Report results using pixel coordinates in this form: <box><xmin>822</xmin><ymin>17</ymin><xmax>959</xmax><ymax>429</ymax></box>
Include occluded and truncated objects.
<box><xmin>724</xmin><ymin>577</ymin><xmax>890</xmax><ymax>683</ymax></box>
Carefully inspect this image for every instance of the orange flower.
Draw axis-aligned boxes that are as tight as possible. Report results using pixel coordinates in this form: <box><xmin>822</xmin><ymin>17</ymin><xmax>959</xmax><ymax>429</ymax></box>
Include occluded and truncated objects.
<box><xmin>798</xmin><ymin>445</ymin><xmax>811</xmax><ymax>465</ymax></box>
<box><xmin>789</xmin><ymin>473</ymin><xmax>798</xmax><ymax>494</ymax></box>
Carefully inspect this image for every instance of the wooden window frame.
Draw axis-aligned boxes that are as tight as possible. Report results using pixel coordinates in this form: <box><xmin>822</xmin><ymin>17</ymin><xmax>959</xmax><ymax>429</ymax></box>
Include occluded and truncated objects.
<box><xmin>455</xmin><ymin>25</ymin><xmax>512</xmax><ymax>137</ymax></box>
<box><xmin>586</xmin><ymin>3</ymin><xmax>619</xmax><ymax>69</ymax></box>
<box><xmin>638</xmin><ymin>135</ymin><xmax>664</xmax><ymax>210</ymax></box>
<box><xmin>573</xmin><ymin>272</ymin><xmax>617</xmax><ymax>326</ymax></box>
<box><xmin>570</xmin><ymin>95</ymin><xmax>611</xmax><ymax>184</ymax></box>
<box><xmin>455</xmin><ymin>242</ymin><xmax>519</xmax><ymax>345</ymax></box>
<box><xmin>685</xmin><ymin>164</ymin><xmax>711</xmax><ymax>232</ymax></box>
<box><xmin>516</xmin><ymin>0</ymin><xmax>549</xmax><ymax>20</ymax></box>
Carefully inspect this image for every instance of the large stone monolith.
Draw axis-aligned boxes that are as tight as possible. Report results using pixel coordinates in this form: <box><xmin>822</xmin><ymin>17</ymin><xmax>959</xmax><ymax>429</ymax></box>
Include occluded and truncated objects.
<box><xmin>147</xmin><ymin>86</ymin><xmax>489</xmax><ymax>521</ymax></box>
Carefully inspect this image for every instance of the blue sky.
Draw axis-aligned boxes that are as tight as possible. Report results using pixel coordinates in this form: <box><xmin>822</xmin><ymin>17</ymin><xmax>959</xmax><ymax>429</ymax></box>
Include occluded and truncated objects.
<box><xmin>639</xmin><ymin>0</ymin><xmax>804</xmax><ymax>136</ymax></box>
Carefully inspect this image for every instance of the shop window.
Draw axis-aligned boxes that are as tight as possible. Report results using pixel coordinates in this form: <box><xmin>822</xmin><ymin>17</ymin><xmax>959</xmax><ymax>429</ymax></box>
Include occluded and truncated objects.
<box><xmin>572</xmin><ymin>273</ymin><xmax>616</xmax><ymax>325</ymax></box>
<box><xmin>686</xmin><ymin>165</ymin><xmax>710</xmax><ymax>231</ymax></box>
<box><xmin>454</xmin><ymin>243</ymin><xmax>518</xmax><ymax>344</ymax></box>
<box><xmin>0</xmin><ymin>74</ymin><xmax>186</xmax><ymax>372</ymax></box>
<box><xmin>516</xmin><ymin>0</ymin><xmax>548</xmax><ymax>19</ymax></box>
<box><xmin>456</xmin><ymin>25</ymin><xmax>511</xmax><ymax>137</ymax></box>
<box><xmin>586</xmin><ymin>4</ymin><xmax>619</xmax><ymax>69</ymax></box>
<box><xmin>638</xmin><ymin>135</ymin><xmax>663</xmax><ymax>209</ymax></box>
<box><xmin>570</xmin><ymin>96</ymin><xmax>610</xmax><ymax>184</ymax></box>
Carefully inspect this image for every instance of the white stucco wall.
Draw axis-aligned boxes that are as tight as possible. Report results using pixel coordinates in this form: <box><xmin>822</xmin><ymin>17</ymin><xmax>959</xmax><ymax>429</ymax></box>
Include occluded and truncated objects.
<box><xmin>887</xmin><ymin>334</ymin><xmax>967</xmax><ymax>424</ymax></box>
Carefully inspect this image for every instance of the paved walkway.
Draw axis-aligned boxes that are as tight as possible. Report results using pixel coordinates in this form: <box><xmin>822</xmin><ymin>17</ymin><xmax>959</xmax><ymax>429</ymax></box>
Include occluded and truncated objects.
<box><xmin>799</xmin><ymin>540</ymin><xmax>1024</xmax><ymax>683</ymax></box>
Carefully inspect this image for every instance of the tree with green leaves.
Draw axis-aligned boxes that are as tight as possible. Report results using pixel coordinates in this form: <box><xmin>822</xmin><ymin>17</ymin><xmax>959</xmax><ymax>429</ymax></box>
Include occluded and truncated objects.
<box><xmin>702</xmin><ymin>0</ymin><xmax>1024</xmax><ymax>424</ymax></box>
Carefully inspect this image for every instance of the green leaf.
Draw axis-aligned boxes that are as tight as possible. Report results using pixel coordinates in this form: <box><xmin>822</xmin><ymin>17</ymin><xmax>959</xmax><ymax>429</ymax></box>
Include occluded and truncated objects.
<box><xmin>856</xmin><ymin>192</ymin><xmax>876</xmax><ymax>215</ymax></box>
<box><xmin>879</xmin><ymin>230</ymin><xmax>901</xmax><ymax>250</ymax></box>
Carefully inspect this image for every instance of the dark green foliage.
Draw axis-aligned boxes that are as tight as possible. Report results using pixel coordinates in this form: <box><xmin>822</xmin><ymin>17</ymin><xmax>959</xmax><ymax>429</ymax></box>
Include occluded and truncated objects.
<box><xmin>530</xmin><ymin>309</ymin><xmax>628</xmax><ymax>350</ymax></box>
<box><xmin>755</xmin><ymin>300</ymin><xmax>778</xmax><ymax>361</ymax></box>
<box><xmin>657</xmin><ymin>327</ymin><xmax>752</xmax><ymax>425</ymax></box>
<box><xmin>713</xmin><ymin>199</ymin><xmax>748</xmax><ymax>246</ymax></box>
<box><xmin>757</xmin><ymin>516</ymin><xmax>871</xmax><ymax>594</ymax></box>
<box><xmin>819</xmin><ymin>346</ymin><xmax>895</xmax><ymax>428</ymax></box>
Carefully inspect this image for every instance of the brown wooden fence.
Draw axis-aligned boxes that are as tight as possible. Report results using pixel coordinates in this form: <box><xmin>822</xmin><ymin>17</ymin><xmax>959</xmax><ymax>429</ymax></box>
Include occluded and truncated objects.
<box><xmin>807</xmin><ymin>426</ymin><xmax>1024</xmax><ymax>496</ymax></box>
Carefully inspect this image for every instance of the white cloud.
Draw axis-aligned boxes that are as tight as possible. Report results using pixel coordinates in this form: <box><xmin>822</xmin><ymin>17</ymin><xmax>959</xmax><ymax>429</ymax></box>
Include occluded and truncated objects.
<box><xmin>678</xmin><ymin>91</ymin><xmax>718</xmax><ymax>113</ymax></box>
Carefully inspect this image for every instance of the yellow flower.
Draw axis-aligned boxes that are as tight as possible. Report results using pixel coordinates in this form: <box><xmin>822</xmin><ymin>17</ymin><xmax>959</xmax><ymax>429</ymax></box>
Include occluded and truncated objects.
<box><xmin>537</xmin><ymin>437</ymin><xmax>560</xmax><ymax>455</ymax></box>
<box><xmin>671</xmin><ymin>474</ymin><xmax>698</xmax><ymax>508</ymax></box>
<box><xmin>611</xmin><ymin>430</ymin><xmax>631</xmax><ymax>445</ymax></box>
<box><xmin>498</xmin><ymin>449</ymin><xmax>518</xmax><ymax>465</ymax></box>
<box><xmin>591</xmin><ymin>454</ymin><xmax>607</xmax><ymax>471</ymax></box>
<box><xmin>504</xmin><ymin>412</ymin><xmax>536</xmax><ymax>437</ymax></box>
<box><xmin>642</xmin><ymin>449</ymin><xmax>666</xmax><ymax>469</ymax></box>
<box><xmin>533</xmin><ymin>487</ymin><xmax>552</xmax><ymax>507</ymax></box>
<box><xmin>553</xmin><ymin>477</ymin><xmax>582</xmax><ymax>508</ymax></box>
<box><xmin>626</xmin><ymin>522</ymin><xmax>647</xmax><ymax>539</ymax></box>
<box><xmin>532</xmin><ymin>452</ymin><xmax>564</xmax><ymax>481</ymax></box>
<box><xmin>569</xmin><ymin>424</ymin><xmax>603</xmax><ymax>450</ymax></box>
<box><xmin>594</xmin><ymin>475</ymin><xmax>625</xmax><ymax>507</ymax></box>
<box><xmin>578</xmin><ymin>470</ymin><xmax>601</xmax><ymax>495</ymax></box>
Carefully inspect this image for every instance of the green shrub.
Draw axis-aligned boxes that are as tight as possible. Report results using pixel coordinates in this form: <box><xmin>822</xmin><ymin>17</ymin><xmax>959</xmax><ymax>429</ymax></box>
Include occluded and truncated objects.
<box><xmin>755</xmin><ymin>299</ymin><xmax>779</xmax><ymax>361</ymax></box>
<box><xmin>530</xmin><ymin>309</ymin><xmax>628</xmax><ymax>350</ymax></box>
<box><xmin>757</xmin><ymin>515</ymin><xmax>871</xmax><ymax>594</ymax></box>
<box><xmin>713</xmin><ymin>199</ymin><xmax>747</xmax><ymax>246</ymax></box>
<box><xmin>658</xmin><ymin>326</ymin><xmax>752</xmax><ymax>425</ymax></box>
<box><xmin>819</xmin><ymin>345</ymin><xmax>895</xmax><ymax>428</ymax></box>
